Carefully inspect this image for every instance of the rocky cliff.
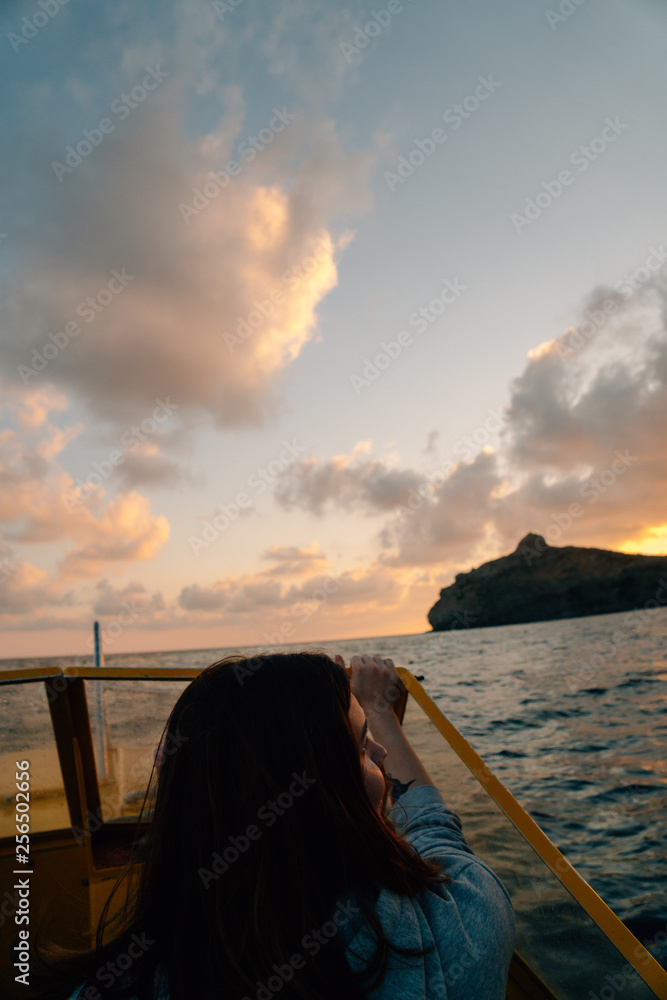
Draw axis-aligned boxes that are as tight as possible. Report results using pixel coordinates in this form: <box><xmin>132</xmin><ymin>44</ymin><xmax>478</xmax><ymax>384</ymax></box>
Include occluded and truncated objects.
<box><xmin>427</xmin><ymin>533</ymin><xmax>667</xmax><ymax>631</ymax></box>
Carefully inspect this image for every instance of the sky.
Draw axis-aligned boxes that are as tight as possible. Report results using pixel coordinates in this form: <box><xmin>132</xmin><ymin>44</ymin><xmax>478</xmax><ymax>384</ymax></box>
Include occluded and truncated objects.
<box><xmin>1</xmin><ymin>0</ymin><xmax>667</xmax><ymax>658</ymax></box>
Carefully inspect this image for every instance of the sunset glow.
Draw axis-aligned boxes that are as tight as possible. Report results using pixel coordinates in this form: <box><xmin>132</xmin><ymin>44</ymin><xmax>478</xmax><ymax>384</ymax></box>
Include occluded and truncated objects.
<box><xmin>1</xmin><ymin>2</ymin><xmax>667</xmax><ymax>658</ymax></box>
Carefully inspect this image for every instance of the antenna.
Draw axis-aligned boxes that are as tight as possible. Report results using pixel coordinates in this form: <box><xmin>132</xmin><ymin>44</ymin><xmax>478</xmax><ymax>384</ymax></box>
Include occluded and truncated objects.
<box><xmin>92</xmin><ymin>621</ymin><xmax>108</xmax><ymax>779</ymax></box>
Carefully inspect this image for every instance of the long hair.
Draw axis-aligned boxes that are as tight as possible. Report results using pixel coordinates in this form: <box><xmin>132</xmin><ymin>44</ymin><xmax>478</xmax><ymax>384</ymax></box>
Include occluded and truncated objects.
<box><xmin>36</xmin><ymin>652</ymin><xmax>448</xmax><ymax>999</ymax></box>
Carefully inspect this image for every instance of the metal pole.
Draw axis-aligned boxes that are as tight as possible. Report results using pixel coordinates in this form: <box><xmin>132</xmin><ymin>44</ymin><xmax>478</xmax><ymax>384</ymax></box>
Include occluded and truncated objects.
<box><xmin>93</xmin><ymin>621</ymin><xmax>108</xmax><ymax>779</ymax></box>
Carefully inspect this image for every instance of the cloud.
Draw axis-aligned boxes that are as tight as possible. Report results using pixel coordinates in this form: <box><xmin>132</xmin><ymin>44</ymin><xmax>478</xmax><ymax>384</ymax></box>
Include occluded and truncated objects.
<box><xmin>58</xmin><ymin>492</ymin><xmax>170</xmax><ymax>579</ymax></box>
<box><xmin>0</xmin><ymin>83</ymin><xmax>373</xmax><ymax>445</ymax></box>
<box><xmin>113</xmin><ymin>440</ymin><xmax>192</xmax><ymax>490</ymax></box>
<box><xmin>93</xmin><ymin>579</ymin><xmax>165</xmax><ymax>617</ymax></box>
<box><xmin>0</xmin><ymin>381</ymin><xmax>170</xmax><ymax>582</ymax></box>
<box><xmin>378</xmin><ymin>451</ymin><xmax>504</xmax><ymax>567</ymax></box>
<box><xmin>285</xmin><ymin>566</ymin><xmax>400</xmax><ymax>608</ymax></box>
<box><xmin>260</xmin><ymin>543</ymin><xmax>328</xmax><ymax>576</ymax></box>
<box><xmin>0</xmin><ymin>561</ymin><xmax>72</xmax><ymax>616</ymax></box>
<box><xmin>504</xmin><ymin>283</ymin><xmax>667</xmax><ymax>473</ymax></box>
<box><xmin>254</xmin><ymin>0</ymin><xmax>363</xmax><ymax>106</ymax></box>
<box><xmin>177</xmin><ymin>563</ymin><xmax>401</xmax><ymax>618</ymax></box>
<box><xmin>274</xmin><ymin>445</ymin><xmax>423</xmax><ymax>515</ymax></box>
<box><xmin>423</xmin><ymin>430</ymin><xmax>439</xmax><ymax>457</ymax></box>
<box><xmin>489</xmin><ymin>297</ymin><xmax>667</xmax><ymax>550</ymax></box>
<box><xmin>178</xmin><ymin>577</ymin><xmax>284</xmax><ymax>613</ymax></box>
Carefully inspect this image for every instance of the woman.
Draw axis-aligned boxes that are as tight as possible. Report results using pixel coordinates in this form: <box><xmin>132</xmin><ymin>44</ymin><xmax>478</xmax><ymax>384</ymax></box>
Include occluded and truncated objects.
<box><xmin>38</xmin><ymin>651</ymin><xmax>515</xmax><ymax>999</ymax></box>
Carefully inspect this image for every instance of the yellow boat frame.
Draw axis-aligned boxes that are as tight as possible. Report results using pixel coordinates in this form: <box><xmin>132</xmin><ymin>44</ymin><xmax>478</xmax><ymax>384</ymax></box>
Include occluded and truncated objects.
<box><xmin>0</xmin><ymin>663</ymin><xmax>664</xmax><ymax>999</ymax></box>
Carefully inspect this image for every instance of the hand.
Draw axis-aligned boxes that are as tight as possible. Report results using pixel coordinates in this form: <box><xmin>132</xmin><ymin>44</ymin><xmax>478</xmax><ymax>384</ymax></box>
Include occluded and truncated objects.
<box><xmin>334</xmin><ymin>654</ymin><xmax>405</xmax><ymax>720</ymax></box>
<box><xmin>335</xmin><ymin>654</ymin><xmax>433</xmax><ymax>798</ymax></box>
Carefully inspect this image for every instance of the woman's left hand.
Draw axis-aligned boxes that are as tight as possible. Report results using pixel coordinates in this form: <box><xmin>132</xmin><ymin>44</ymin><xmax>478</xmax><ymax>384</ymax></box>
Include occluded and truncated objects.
<box><xmin>334</xmin><ymin>653</ymin><xmax>405</xmax><ymax>720</ymax></box>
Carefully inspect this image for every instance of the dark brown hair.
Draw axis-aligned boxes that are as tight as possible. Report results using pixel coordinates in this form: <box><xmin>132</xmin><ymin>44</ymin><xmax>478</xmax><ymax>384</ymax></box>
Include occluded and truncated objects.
<box><xmin>36</xmin><ymin>652</ymin><xmax>447</xmax><ymax>999</ymax></box>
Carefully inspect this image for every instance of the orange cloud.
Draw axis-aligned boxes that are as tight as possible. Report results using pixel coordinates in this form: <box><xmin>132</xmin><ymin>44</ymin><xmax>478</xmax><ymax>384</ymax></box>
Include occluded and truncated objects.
<box><xmin>260</xmin><ymin>543</ymin><xmax>328</xmax><ymax>576</ymax></box>
<box><xmin>59</xmin><ymin>492</ymin><xmax>170</xmax><ymax>579</ymax></box>
<box><xmin>0</xmin><ymin>382</ymin><xmax>170</xmax><ymax>590</ymax></box>
<box><xmin>1</xmin><ymin>104</ymin><xmax>371</xmax><ymax>440</ymax></box>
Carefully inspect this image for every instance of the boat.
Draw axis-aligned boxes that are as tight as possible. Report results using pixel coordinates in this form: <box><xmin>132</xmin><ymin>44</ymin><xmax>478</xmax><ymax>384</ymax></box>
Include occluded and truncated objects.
<box><xmin>0</xmin><ymin>662</ymin><xmax>665</xmax><ymax>999</ymax></box>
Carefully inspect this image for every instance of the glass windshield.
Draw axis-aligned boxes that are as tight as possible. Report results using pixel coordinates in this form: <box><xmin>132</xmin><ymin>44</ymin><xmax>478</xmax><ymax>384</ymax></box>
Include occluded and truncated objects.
<box><xmin>84</xmin><ymin>677</ymin><xmax>188</xmax><ymax>823</ymax></box>
<box><xmin>0</xmin><ymin>681</ymin><xmax>70</xmax><ymax>837</ymax></box>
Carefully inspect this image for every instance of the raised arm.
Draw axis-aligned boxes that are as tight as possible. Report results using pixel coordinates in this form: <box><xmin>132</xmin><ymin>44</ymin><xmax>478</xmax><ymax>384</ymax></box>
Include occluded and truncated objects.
<box><xmin>335</xmin><ymin>653</ymin><xmax>434</xmax><ymax>804</ymax></box>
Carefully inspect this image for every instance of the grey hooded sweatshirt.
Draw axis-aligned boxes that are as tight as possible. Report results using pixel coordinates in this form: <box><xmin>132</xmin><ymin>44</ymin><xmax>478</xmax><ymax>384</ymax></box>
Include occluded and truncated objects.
<box><xmin>66</xmin><ymin>785</ymin><xmax>515</xmax><ymax>1000</ymax></box>
<box><xmin>334</xmin><ymin>782</ymin><xmax>516</xmax><ymax>999</ymax></box>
